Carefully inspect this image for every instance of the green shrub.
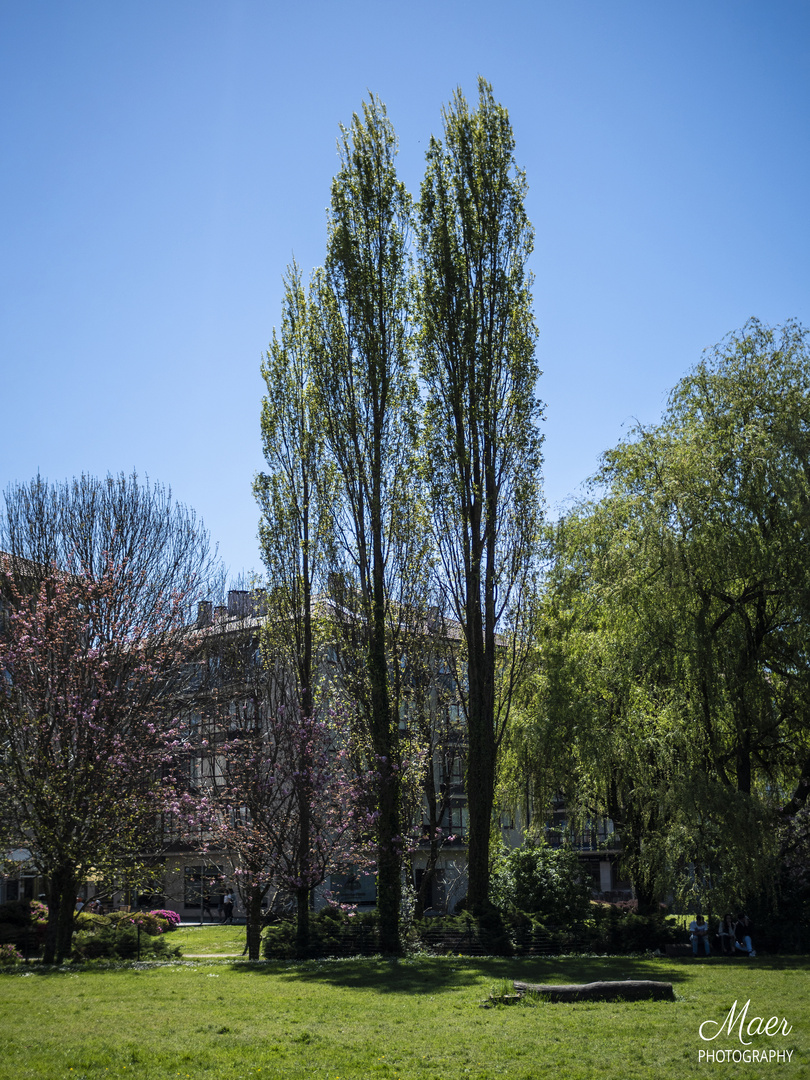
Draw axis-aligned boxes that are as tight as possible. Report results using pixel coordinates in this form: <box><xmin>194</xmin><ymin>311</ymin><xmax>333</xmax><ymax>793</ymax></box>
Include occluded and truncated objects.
<box><xmin>75</xmin><ymin>910</ymin><xmax>169</xmax><ymax>934</ymax></box>
<box><xmin>411</xmin><ymin>904</ymin><xmax>680</xmax><ymax>956</ymax></box>
<box><xmin>491</xmin><ymin>840</ymin><xmax>592</xmax><ymax>923</ymax></box>
<box><xmin>103</xmin><ymin>911</ymin><xmax>166</xmax><ymax>935</ymax></box>
<box><xmin>70</xmin><ymin>908</ymin><xmax>180</xmax><ymax>961</ymax></box>
<box><xmin>0</xmin><ymin>900</ymin><xmax>47</xmax><ymax>954</ymax></box>
<box><xmin>75</xmin><ymin>911</ymin><xmax>109</xmax><ymax>931</ymax></box>
<box><xmin>0</xmin><ymin>900</ymin><xmax>34</xmax><ymax>926</ymax></box>
<box><xmin>414</xmin><ymin>910</ymin><xmax>514</xmax><ymax>955</ymax></box>
<box><xmin>263</xmin><ymin>907</ymin><xmax>382</xmax><ymax>959</ymax></box>
<box><xmin>71</xmin><ymin>922</ymin><xmax>182</xmax><ymax>961</ymax></box>
<box><xmin>576</xmin><ymin>904</ymin><xmax>681</xmax><ymax>953</ymax></box>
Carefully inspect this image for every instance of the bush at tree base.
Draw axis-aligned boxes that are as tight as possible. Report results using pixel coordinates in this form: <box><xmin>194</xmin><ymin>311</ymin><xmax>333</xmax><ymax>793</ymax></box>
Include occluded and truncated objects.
<box><xmin>263</xmin><ymin>907</ymin><xmax>382</xmax><ymax>959</ymax></box>
<box><xmin>74</xmin><ymin>910</ymin><xmax>169</xmax><ymax>936</ymax></box>
<box><xmin>0</xmin><ymin>902</ymin><xmax>186</xmax><ymax>961</ymax></box>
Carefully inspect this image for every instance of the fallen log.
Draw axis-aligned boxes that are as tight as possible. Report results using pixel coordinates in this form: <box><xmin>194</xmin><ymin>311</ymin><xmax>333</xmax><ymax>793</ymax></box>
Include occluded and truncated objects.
<box><xmin>513</xmin><ymin>979</ymin><xmax>675</xmax><ymax>1002</ymax></box>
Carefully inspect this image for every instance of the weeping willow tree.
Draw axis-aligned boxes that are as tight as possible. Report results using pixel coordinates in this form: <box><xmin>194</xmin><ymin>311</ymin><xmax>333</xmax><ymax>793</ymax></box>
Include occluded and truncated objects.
<box><xmin>512</xmin><ymin>320</ymin><xmax>810</xmax><ymax>913</ymax></box>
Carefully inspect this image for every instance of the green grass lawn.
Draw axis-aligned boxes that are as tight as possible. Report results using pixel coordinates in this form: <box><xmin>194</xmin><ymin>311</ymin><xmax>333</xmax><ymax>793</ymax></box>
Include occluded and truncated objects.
<box><xmin>174</xmin><ymin>923</ymin><xmax>248</xmax><ymax>956</ymax></box>
<box><xmin>0</xmin><ymin>952</ymin><xmax>807</xmax><ymax>1080</ymax></box>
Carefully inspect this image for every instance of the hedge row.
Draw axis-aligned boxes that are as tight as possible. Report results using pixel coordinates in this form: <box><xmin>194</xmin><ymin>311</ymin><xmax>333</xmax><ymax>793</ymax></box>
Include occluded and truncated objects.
<box><xmin>262</xmin><ymin>904</ymin><xmax>684</xmax><ymax>959</ymax></box>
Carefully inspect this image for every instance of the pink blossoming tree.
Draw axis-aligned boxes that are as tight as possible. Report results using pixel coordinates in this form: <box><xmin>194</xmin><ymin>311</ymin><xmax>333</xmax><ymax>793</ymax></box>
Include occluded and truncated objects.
<box><xmin>0</xmin><ymin>474</ymin><xmax>218</xmax><ymax>964</ymax></box>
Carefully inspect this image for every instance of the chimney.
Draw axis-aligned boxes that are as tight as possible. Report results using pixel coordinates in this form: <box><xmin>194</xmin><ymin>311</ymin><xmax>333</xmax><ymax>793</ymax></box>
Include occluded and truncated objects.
<box><xmin>214</xmin><ymin>604</ymin><xmax>228</xmax><ymax>622</ymax></box>
<box><xmin>227</xmin><ymin>589</ymin><xmax>250</xmax><ymax>617</ymax></box>
<box><xmin>196</xmin><ymin>600</ymin><xmax>213</xmax><ymax>627</ymax></box>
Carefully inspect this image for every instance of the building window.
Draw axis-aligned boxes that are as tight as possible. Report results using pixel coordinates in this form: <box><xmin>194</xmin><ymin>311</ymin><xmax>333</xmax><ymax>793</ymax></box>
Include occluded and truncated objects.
<box><xmin>183</xmin><ymin>864</ymin><xmax>222</xmax><ymax>909</ymax></box>
<box><xmin>329</xmin><ymin>868</ymin><xmax>376</xmax><ymax>906</ymax></box>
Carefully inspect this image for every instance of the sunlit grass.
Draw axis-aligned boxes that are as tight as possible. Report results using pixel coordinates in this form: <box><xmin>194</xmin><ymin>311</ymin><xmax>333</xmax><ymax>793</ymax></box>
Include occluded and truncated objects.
<box><xmin>174</xmin><ymin>923</ymin><xmax>247</xmax><ymax>956</ymax></box>
<box><xmin>0</xmin><ymin>955</ymin><xmax>806</xmax><ymax>1079</ymax></box>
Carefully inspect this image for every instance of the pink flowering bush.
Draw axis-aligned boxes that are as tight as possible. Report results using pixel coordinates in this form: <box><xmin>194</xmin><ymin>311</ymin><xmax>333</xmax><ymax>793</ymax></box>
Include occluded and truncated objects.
<box><xmin>0</xmin><ymin>944</ymin><xmax>24</xmax><ymax>966</ymax></box>
<box><xmin>29</xmin><ymin>901</ymin><xmax>48</xmax><ymax>925</ymax></box>
<box><xmin>149</xmin><ymin>909</ymin><xmax>181</xmax><ymax>930</ymax></box>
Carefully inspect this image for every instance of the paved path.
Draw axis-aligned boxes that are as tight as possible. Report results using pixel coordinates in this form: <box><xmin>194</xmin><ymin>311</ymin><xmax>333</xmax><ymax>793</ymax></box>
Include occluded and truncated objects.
<box><xmin>182</xmin><ymin>952</ymin><xmax>244</xmax><ymax>958</ymax></box>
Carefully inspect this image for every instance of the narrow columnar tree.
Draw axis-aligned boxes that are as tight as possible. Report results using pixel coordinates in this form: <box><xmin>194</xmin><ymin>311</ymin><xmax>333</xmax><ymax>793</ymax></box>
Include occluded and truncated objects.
<box><xmin>311</xmin><ymin>95</ymin><xmax>420</xmax><ymax>953</ymax></box>
<box><xmin>417</xmin><ymin>79</ymin><xmax>543</xmax><ymax>910</ymax></box>
<box><xmin>254</xmin><ymin>262</ymin><xmax>335</xmax><ymax>952</ymax></box>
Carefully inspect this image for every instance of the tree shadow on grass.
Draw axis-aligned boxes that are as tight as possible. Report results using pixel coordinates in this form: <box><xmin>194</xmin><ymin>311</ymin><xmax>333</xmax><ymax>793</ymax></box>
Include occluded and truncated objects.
<box><xmin>230</xmin><ymin>953</ymin><xmax>704</xmax><ymax>994</ymax></box>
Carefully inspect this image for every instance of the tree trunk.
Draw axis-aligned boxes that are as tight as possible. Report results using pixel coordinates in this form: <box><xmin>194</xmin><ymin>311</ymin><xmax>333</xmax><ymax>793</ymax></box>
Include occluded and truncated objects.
<box><xmin>465</xmin><ymin>598</ymin><xmax>496</xmax><ymax>912</ymax></box>
<box><xmin>245</xmin><ymin>889</ymin><xmax>264</xmax><ymax>962</ymax></box>
<box><xmin>295</xmin><ymin>716</ymin><xmax>312</xmax><ymax>957</ymax></box>
<box><xmin>465</xmin><ymin>711</ymin><xmax>495</xmax><ymax>912</ymax></box>
<box><xmin>370</xmin><ymin>520</ymin><xmax>401</xmax><ymax>954</ymax></box>
<box><xmin>295</xmin><ymin>885</ymin><xmax>310</xmax><ymax>957</ymax></box>
<box><xmin>513</xmin><ymin>980</ymin><xmax>675</xmax><ymax>1003</ymax></box>
<box><xmin>376</xmin><ymin>757</ymin><xmax>402</xmax><ymax>953</ymax></box>
<box><xmin>44</xmin><ymin>866</ymin><xmax>78</xmax><ymax>965</ymax></box>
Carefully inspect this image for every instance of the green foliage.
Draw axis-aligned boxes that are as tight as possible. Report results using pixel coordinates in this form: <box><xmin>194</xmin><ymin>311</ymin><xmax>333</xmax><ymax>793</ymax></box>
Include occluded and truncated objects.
<box><xmin>0</xmin><ymin>900</ymin><xmax>35</xmax><ymax>927</ymax></box>
<box><xmin>263</xmin><ymin>906</ymin><xmax>383</xmax><ymax>959</ymax></box>
<box><xmin>417</xmin><ymin>77</ymin><xmax>543</xmax><ymax>911</ymax></box>
<box><xmin>0</xmin><ymin>899</ymin><xmax>47</xmax><ymax>954</ymax></box>
<box><xmin>71</xmin><ymin>916</ymin><xmax>182</xmax><ymax>961</ymax></box>
<box><xmin>582</xmin><ymin>906</ymin><xmax>680</xmax><ymax>954</ymax></box>
<box><xmin>518</xmin><ymin>319</ymin><xmax>810</xmax><ymax>913</ymax></box>
<box><xmin>491</xmin><ymin>840</ymin><xmax>592</xmax><ymax>923</ymax></box>
<box><xmin>260</xmin><ymin>901</ymin><xmax>677</xmax><ymax>958</ymax></box>
<box><xmin>66</xmin><ymin>909</ymin><xmax>179</xmax><ymax>961</ymax></box>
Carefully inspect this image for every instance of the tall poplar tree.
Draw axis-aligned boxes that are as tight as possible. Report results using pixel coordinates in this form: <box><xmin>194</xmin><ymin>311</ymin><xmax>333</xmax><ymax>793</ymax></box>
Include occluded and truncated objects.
<box><xmin>311</xmin><ymin>95</ymin><xmax>418</xmax><ymax>953</ymax></box>
<box><xmin>254</xmin><ymin>262</ymin><xmax>331</xmax><ymax>952</ymax></box>
<box><xmin>417</xmin><ymin>79</ymin><xmax>543</xmax><ymax>910</ymax></box>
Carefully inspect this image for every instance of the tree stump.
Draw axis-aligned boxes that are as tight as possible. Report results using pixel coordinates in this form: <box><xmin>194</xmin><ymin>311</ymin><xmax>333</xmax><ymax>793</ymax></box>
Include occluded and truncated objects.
<box><xmin>513</xmin><ymin>979</ymin><xmax>675</xmax><ymax>1002</ymax></box>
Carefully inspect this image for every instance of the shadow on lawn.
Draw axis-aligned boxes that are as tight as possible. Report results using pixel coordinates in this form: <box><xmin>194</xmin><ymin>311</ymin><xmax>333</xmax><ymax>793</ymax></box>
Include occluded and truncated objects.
<box><xmin>231</xmin><ymin>954</ymin><xmax>703</xmax><ymax>994</ymax></box>
<box><xmin>10</xmin><ymin>953</ymin><xmax>803</xmax><ymax>981</ymax></box>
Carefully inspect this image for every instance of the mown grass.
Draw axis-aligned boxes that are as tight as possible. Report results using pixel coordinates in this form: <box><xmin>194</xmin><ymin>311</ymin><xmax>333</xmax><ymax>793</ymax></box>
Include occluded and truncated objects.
<box><xmin>174</xmin><ymin>923</ymin><xmax>247</xmax><ymax>956</ymax></box>
<box><xmin>0</xmin><ymin>954</ymin><xmax>807</xmax><ymax>1080</ymax></box>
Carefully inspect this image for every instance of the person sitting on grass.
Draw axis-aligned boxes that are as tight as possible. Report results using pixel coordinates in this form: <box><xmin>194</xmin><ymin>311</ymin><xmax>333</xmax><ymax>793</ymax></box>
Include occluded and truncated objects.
<box><xmin>734</xmin><ymin>913</ymin><xmax>756</xmax><ymax>957</ymax></box>
<box><xmin>716</xmin><ymin>913</ymin><xmax>735</xmax><ymax>955</ymax></box>
<box><xmin>689</xmin><ymin>914</ymin><xmax>711</xmax><ymax>956</ymax></box>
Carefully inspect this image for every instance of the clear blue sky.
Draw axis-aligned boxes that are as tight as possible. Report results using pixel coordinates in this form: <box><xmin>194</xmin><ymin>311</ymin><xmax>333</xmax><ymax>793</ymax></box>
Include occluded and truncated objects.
<box><xmin>3</xmin><ymin>1</ymin><xmax>808</xmax><ymax>579</ymax></box>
